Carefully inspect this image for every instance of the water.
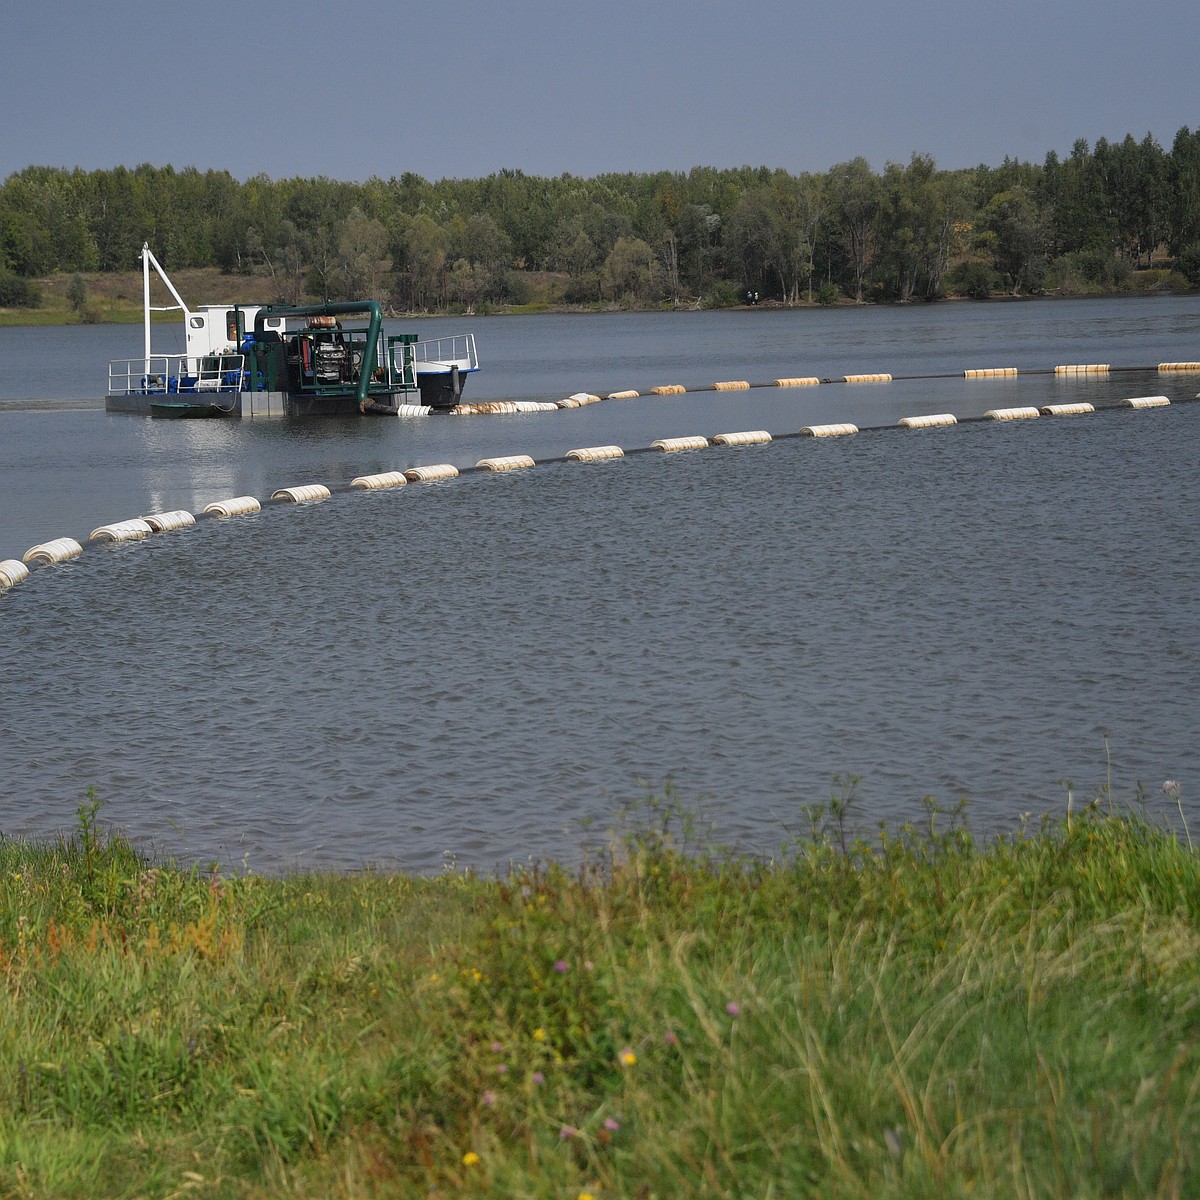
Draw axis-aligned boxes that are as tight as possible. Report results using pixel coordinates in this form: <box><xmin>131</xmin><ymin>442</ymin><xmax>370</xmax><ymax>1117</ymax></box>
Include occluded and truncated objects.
<box><xmin>1</xmin><ymin>296</ymin><xmax>1198</xmax><ymax>872</ymax></box>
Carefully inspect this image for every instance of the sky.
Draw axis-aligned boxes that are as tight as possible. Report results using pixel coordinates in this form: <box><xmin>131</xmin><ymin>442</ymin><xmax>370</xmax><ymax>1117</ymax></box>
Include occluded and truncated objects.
<box><xmin>2</xmin><ymin>0</ymin><xmax>1196</xmax><ymax>184</ymax></box>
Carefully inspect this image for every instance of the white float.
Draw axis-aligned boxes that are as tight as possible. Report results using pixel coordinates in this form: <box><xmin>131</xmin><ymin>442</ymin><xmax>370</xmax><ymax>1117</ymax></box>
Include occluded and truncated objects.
<box><xmin>984</xmin><ymin>407</ymin><xmax>1040</xmax><ymax>421</ymax></box>
<box><xmin>203</xmin><ymin>496</ymin><xmax>261</xmax><ymax>517</ymax></box>
<box><xmin>710</xmin><ymin>430</ymin><xmax>772</xmax><ymax>446</ymax></box>
<box><xmin>476</xmin><ymin>455</ymin><xmax>536</xmax><ymax>471</ymax></box>
<box><xmin>143</xmin><ymin>510</ymin><xmax>195</xmax><ymax>532</ymax></box>
<box><xmin>898</xmin><ymin>414</ymin><xmax>957</xmax><ymax>428</ymax></box>
<box><xmin>23</xmin><ymin>538</ymin><xmax>84</xmax><ymax>565</ymax></box>
<box><xmin>271</xmin><ymin>484</ymin><xmax>331</xmax><ymax>503</ymax></box>
<box><xmin>0</xmin><ymin>559</ymin><xmax>30</xmax><ymax>588</ymax></box>
<box><xmin>350</xmin><ymin>472</ymin><xmax>408</xmax><ymax>490</ymax></box>
<box><xmin>799</xmin><ymin>423</ymin><xmax>858</xmax><ymax>437</ymax></box>
<box><xmin>1039</xmin><ymin>403</ymin><xmax>1095</xmax><ymax>416</ymax></box>
<box><xmin>403</xmin><ymin>464</ymin><xmax>459</xmax><ymax>483</ymax></box>
<box><xmin>89</xmin><ymin>519</ymin><xmax>153</xmax><ymax>542</ymax></box>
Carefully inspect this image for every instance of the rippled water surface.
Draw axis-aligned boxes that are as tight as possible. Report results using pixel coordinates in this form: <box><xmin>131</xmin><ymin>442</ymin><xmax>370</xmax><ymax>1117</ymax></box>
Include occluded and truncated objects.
<box><xmin>1</xmin><ymin>298</ymin><xmax>1198</xmax><ymax>871</ymax></box>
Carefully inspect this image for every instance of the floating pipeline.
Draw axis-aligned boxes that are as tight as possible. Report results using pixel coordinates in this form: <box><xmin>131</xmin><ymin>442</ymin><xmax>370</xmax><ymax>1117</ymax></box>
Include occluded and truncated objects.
<box><xmin>3</xmin><ymin>392</ymin><xmax>1198</xmax><ymax>593</ymax></box>
<box><xmin>437</xmin><ymin>360</ymin><xmax>1200</xmax><ymax>414</ymax></box>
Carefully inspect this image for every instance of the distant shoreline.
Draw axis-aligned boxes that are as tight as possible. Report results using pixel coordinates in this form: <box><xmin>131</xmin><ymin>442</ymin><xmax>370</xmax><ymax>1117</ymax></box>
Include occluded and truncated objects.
<box><xmin>1</xmin><ymin>283</ymin><xmax>1193</xmax><ymax>329</ymax></box>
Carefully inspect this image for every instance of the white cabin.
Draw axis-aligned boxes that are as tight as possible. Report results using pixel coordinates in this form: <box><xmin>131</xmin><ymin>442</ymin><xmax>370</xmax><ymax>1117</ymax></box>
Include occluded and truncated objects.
<box><xmin>186</xmin><ymin>305</ymin><xmax>287</xmax><ymax>362</ymax></box>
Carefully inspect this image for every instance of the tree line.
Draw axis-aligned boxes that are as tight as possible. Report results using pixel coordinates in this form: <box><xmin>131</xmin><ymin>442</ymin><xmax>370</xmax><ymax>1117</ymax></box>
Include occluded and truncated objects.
<box><xmin>3</xmin><ymin>127</ymin><xmax>1200</xmax><ymax>311</ymax></box>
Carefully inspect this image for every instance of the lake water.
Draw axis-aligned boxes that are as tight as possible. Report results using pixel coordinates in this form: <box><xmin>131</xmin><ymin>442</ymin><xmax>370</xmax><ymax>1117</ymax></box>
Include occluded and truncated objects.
<box><xmin>1</xmin><ymin>296</ymin><xmax>1198</xmax><ymax>872</ymax></box>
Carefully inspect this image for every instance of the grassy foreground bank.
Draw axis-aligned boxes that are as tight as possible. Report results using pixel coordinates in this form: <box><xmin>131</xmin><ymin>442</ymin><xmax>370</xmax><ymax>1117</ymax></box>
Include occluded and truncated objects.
<box><xmin>1</xmin><ymin>796</ymin><xmax>1198</xmax><ymax>1199</ymax></box>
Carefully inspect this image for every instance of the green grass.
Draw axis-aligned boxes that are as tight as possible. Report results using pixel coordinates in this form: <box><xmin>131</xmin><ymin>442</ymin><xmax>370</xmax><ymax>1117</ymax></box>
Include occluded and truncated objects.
<box><xmin>0</xmin><ymin>307</ymin><xmax>183</xmax><ymax>327</ymax></box>
<box><xmin>1</xmin><ymin>790</ymin><xmax>1198</xmax><ymax>1198</ymax></box>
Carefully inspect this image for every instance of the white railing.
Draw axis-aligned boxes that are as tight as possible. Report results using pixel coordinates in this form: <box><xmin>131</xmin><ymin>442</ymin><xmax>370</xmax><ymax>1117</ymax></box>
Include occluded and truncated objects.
<box><xmin>412</xmin><ymin>333</ymin><xmax>478</xmax><ymax>373</ymax></box>
<box><xmin>107</xmin><ymin>354</ymin><xmax>247</xmax><ymax>396</ymax></box>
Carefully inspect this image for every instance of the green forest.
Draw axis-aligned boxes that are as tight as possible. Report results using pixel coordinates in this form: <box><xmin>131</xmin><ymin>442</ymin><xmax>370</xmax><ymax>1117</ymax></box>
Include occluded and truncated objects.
<box><xmin>3</xmin><ymin>126</ymin><xmax>1200</xmax><ymax>314</ymax></box>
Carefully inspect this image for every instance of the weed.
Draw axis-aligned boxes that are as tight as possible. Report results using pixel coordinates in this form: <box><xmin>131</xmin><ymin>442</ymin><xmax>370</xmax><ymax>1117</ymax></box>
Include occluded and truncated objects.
<box><xmin>0</xmin><ymin>794</ymin><xmax>1198</xmax><ymax>1197</ymax></box>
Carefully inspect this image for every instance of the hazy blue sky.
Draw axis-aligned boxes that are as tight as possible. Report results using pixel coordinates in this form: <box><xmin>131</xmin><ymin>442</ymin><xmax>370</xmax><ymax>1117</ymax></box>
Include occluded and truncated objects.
<box><xmin>3</xmin><ymin>0</ymin><xmax>1195</xmax><ymax>183</ymax></box>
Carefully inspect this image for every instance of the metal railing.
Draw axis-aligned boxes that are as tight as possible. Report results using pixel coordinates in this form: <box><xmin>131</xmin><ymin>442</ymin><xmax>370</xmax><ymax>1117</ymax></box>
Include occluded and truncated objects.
<box><xmin>108</xmin><ymin>354</ymin><xmax>247</xmax><ymax>396</ymax></box>
<box><xmin>412</xmin><ymin>333</ymin><xmax>478</xmax><ymax>373</ymax></box>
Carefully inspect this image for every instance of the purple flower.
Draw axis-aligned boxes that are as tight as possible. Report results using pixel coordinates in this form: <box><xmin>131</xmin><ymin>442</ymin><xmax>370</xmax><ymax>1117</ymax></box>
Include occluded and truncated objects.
<box><xmin>604</xmin><ymin>1117</ymin><xmax>620</xmax><ymax>1132</ymax></box>
<box><xmin>532</xmin><ymin>1071</ymin><xmax>545</xmax><ymax>1085</ymax></box>
<box><xmin>554</xmin><ymin>959</ymin><xmax>569</xmax><ymax>973</ymax></box>
<box><xmin>726</xmin><ymin>1002</ymin><xmax>741</xmax><ymax>1017</ymax></box>
<box><xmin>481</xmin><ymin>1090</ymin><xmax>496</xmax><ymax>1107</ymax></box>
<box><xmin>491</xmin><ymin>1041</ymin><xmax>504</xmax><ymax>1053</ymax></box>
<box><xmin>559</xmin><ymin>1124</ymin><xmax>578</xmax><ymax>1140</ymax></box>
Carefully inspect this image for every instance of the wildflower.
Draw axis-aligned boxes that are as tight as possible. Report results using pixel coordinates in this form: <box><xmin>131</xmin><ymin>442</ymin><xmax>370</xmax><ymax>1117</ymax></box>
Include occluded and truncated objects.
<box><xmin>579</xmin><ymin>1192</ymin><xmax>597</xmax><ymax>1200</ymax></box>
<box><xmin>491</xmin><ymin>1041</ymin><xmax>503</xmax><ymax>1053</ymax></box>
<box><xmin>533</xmin><ymin>1028</ymin><xmax>546</xmax><ymax>1041</ymax></box>
<box><xmin>1163</xmin><ymin>780</ymin><xmax>1182</xmax><ymax>799</ymax></box>
<box><xmin>618</xmin><ymin>1047</ymin><xmax>637</xmax><ymax>1066</ymax></box>
<box><xmin>604</xmin><ymin>1117</ymin><xmax>620</xmax><ymax>1132</ymax></box>
<box><xmin>532</xmin><ymin>1071</ymin><xmax>545</xmax><ymax>1085</ymax></box>
<box><xmin>496</xmin><ymin>1064</ymin><xmax>508</xmax><ymax>1075</ymax></box>
<box><xmin>663</xmin><ymin>1029</ymin><xmax>679</xmax><ymax>1046</ymax></box>
<box><xmin>560</xmin><ymin>1124</ymin><xmax>578</xmax><ymax>1139</ymax></box>
<box><xmin>725</xmin><ymin>1002</ymin><xmax>741</xmax><ymax>1017</ymax></box>
<box><xmin>462</xmin><ymin>1151</ymin><xmax>480</xmax><ymax>1166</ymax></box>
<box><xmin>481</xmin><ymin>1090</ymin><xmax>496</xmax><ymax>1107</ymax></box>
<box><xmin>554</xmin><ymin>959</ymin><xmax>569</xmax><ymax>973</ymax></box>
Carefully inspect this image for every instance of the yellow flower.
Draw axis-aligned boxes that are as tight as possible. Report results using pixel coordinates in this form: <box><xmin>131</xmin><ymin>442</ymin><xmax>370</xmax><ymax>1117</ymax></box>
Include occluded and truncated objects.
<box><xmin>533</xmin><ymin>1028</ymin><xmax>546</xmax><ymax>1041</ymax></box>
<box><xmin>462</xmin><ymin>1151</ymin><xmax>480</xmax><ymax>1166</ymax></box>
<box><xmin>618</xmin><ymin>1047</ymin><xmax>637</xmax><ymax>1066</ymax></box>
<box><xmin>579</xmin><ymin>1193</ymin><xmax>597</xmax><ymax>1200</ymax></box>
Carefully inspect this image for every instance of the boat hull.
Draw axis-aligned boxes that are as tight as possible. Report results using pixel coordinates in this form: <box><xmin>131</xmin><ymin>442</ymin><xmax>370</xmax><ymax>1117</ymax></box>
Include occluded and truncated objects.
<box><xmin>107</xmin><ymin>389</ymin><xmax>410</xmax><ymax>417</ymax></box>
<box><xmin>149</xmin><ymin>400</ymin><xmax>231</xmax><ymax>419</ymax></box>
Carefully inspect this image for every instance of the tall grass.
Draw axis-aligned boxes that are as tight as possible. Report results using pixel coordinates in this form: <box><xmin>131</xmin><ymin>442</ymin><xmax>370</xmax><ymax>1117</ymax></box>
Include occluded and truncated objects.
<box><xmin>0</xmin><ymin>791</ymin><xmax>1197</xmax><ymax>1198</ymax></box>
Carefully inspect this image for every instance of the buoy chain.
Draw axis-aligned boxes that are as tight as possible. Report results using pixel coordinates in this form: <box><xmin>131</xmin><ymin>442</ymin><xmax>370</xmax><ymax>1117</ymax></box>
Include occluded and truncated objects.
<box><xmin>3</xmin><ymin>393</ymin><xmax>1195</xmax><ymax>592</ymax></box>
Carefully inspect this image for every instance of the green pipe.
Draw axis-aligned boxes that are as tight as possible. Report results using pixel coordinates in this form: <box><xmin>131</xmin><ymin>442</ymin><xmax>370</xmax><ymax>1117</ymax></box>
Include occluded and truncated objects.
<box><xmin>254</xmin><ymin>301</ymin><xmax>383</xmax><ymax>411</ymax></box>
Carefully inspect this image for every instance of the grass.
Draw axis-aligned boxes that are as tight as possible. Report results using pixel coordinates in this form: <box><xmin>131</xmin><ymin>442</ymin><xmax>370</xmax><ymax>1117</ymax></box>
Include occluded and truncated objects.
<box><xmin>0</xmin><ymin>268</ymin><xmax>270</xmax><ymax>327</ymax></box>
<box><xmin>0</xmin><ymin>788</ymin><xmax>1198</xmax><ymax>1198</ymax></box>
